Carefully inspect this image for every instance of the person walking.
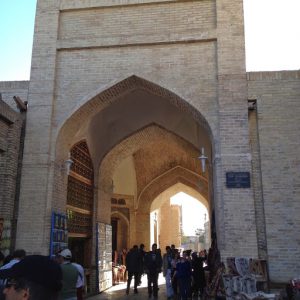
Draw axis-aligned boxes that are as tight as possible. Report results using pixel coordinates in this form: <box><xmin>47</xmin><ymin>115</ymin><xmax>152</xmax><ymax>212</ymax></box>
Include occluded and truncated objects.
<box><xmin>57</xmin><ymin>249</ymin><xmax>79</xmax><ymax>300</ymax></box>
<box><xmin>171</xmin><ymin>250</ymin><xmax>179</xmax><ymax>297</ymax></box>
<box><xmin>71</xmin><ymin>261</ymin><xmax>84</xmax><ymax>300</ymax></box>
<box><xmin>163</xmin><ymin>246</ymin><xmax>174</xmax><ymax>299</ymax></box>
<box><xmin>192</xmin><ymin>251</ymin><xmax>206</xmax><ymax>297</ymax></box>
<box><xmin>144</xmin><ymin>243</ymin><xmax>162</xmax><ymax>298</ymax></box>
<box><xmin>173</xmin><ymin>251</ymin><xmax>192</xmax><ymax>300</ymax></box>
<box><xmin>125</xmin><ymin>245</ymin><xmax>142</xmax><ymax>295</ymax></box>
<box><xmin>137</xmin><ymin>244</ymin><xmax>145</xmax><ymax>286</ymax></box>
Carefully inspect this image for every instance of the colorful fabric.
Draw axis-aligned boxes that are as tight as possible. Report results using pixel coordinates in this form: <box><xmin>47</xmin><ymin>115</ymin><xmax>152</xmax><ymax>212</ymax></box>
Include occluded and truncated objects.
<box><xmin>235</xmin><ymin>257</ymin><xmax>250</xmax><ymax>276</ymax></box>
<box><xmin>242</xmin><ymin>276</ymin><xmax>257</xmax><ymax>294</ymax></box>
<box><xmin>250</xmin><ymin>259</ymin><xmax>267</xmax><ymax>280</ymax></box>
<box><xmin>227</xmin><ymin>257</ymin><xmax>239</xmax><ymax>275</ymax></box>
<box><xmin>222</xmin><ymin>275</ymin><xmax>234</xmax><ymax>300</ymax></box>
<box><xmin>204</xmin><ymin>265</ymin><xmax>225</xmax><ymax>298</ymax></box>
<box><xmin>232</xmin><ymin>275</ymin><xmax>243</xmax><ymax>293</ymax></box>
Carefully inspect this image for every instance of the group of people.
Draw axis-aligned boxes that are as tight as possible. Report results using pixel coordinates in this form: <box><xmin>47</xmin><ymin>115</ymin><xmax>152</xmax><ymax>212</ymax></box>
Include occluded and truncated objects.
<box><xmin>124</xmin><ymin>243</ymin><xmax>208</xmax><ymax>300</ymax></box>
<box><xmin>0</xmin><ymin>244</ymin><xmax>213</xmax><ymax>299</ymax></box>
<box><xmin>163</xmin><ymin>247</ymin><xmax>208</xmax><ymax>300</ymax></box>
<box><xmin>0</xmin><ymin>248</ymin><xmax>84</xmax><ymax>300</ymax></box>
<box><xmin>124</xmin><ymin>243</ymin><xmax>162</xmax><ymax>297</ymax></box>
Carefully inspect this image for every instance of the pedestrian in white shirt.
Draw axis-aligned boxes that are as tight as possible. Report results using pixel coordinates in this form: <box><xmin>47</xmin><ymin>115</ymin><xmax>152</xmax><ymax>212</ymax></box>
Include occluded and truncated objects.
<box><xmin>72</xmin><ymin>262</ymin><xmax>84</xmax><ymax>300</ymax></box>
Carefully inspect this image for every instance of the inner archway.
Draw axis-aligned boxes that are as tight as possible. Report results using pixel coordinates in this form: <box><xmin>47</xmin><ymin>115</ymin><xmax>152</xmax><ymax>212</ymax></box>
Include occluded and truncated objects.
<box><xmin>100</xmin><ymin>124</ymin><xmax>210</xmax><ymax>250</ymax></box>
<box><xmin>150</xmin><ymin>183</ymin><xmax>210</xmax><ymax>252</ymax></box>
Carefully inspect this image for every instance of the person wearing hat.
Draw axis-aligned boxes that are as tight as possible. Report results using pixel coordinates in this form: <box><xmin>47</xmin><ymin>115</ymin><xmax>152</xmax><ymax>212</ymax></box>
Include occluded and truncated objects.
<box><xmin>0</xmin><ymin>255</ymin><xmax>62</xmax><ymax>300</ymax></box>
<box><xmin>57</xmin><ymin>249</ymin><xmax>79</xmax><ymax>300</ymax></box>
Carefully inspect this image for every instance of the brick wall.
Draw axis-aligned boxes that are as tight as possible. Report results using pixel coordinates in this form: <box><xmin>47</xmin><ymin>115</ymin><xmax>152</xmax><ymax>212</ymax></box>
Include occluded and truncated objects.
<box><xmin>0</xmin><ymin>81</ymin><xmax>29</xmax><ymax>112</ymax></box>
<box><xmin>0</xmin><ymin>82</ymin><xmax>28</xmax><ymax>218</ymax></box>
<box><xmin>20</xmin><ymin>0</ymin><xmax>254</xmax><ymax>256</ymax></box>
<box><xmin>58</xmin><ymin>1</ymin><xmax>215</xmax><ymax>44</ymax></box>
<box><xmin>0</xmin><ymin>91</ymin><xmax>26</xmax><ymax>253</ymax></box>
<box><xmin>247</xmin><ymin>71</ymin><xmax>300</xmax><ymax>282</ymax></box>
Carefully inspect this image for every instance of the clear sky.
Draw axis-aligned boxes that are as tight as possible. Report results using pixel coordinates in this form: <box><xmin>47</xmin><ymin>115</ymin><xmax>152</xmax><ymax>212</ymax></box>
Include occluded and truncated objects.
<box><xmin>243</xmin><ymin>0</ymin><xmax>300</xmax><ymax>72</ymax></box>
<box><xmin>0</xmin><ymin>0</ymin><xmax>37</xmax><ymax>81</ymax></box>
<box><xmin>0</xmin><ymin>0</ymin><xmax>299</xmax><ymax>81</ymax></box>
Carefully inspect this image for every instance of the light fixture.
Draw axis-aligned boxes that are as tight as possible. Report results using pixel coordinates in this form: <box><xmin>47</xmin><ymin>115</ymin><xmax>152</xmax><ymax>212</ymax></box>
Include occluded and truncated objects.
<box><xmin>65</xmin><ymin>152</ymin><xmax>74</xmax><ymax>175</ymax></box>
<box><xmin>198</xmin><ymin>147</ymin><xmax>208</xmax><ymax>174</ymax></box>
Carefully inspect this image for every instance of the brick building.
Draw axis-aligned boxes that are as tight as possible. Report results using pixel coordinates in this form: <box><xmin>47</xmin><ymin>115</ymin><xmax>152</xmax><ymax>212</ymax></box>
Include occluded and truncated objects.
<box><xmin>0</xmin><ymin>82</ymin><xmax>28</xmax><ymax>255</ymax></box>
<box><xmin>0</xmin><ymin>0</ymin><xmax>299</xmax><ymax>293</ymax></box>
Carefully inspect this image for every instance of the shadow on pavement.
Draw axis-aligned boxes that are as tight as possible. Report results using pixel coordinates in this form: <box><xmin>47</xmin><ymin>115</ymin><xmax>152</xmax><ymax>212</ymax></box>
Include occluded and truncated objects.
<box><xmin>87</xmin><ymin>274</ymin><xmax>167</xmax><ymax>299</ymax></box>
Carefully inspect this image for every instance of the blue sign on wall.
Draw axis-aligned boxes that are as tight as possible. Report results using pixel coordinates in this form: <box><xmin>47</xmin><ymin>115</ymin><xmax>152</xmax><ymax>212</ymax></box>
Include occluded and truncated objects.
<box><xmin>226</xmin><ymin>172</ymin><xmax>251</xmax><ymax>188</ymax></box>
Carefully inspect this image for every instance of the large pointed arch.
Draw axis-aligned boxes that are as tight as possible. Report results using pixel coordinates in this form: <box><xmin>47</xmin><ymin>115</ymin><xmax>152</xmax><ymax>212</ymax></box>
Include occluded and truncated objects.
<box><xmin>55</xmin><ymin>75</ymin><xmax>214</xmax><ymax>165</ymax></box>
<box><xmin>51</xmin><ymin>74</ymin><xmax>216</xmax><ymax>280</ymax></box>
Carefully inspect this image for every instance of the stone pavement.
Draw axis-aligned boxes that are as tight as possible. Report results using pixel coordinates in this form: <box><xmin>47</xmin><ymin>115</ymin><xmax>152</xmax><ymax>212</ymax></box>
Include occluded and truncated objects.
<box><xmin>87</xmin><ymin>274</ymin><xmax>168</xmax><ymax>300</ymax></box>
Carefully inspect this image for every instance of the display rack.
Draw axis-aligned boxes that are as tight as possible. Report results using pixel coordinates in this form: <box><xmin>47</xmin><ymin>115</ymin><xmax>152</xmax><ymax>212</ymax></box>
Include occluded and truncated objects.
<box><xmin>50</xmin><ymin>212</ymin><xmax>68</xmax><ymax>256</ymax></box>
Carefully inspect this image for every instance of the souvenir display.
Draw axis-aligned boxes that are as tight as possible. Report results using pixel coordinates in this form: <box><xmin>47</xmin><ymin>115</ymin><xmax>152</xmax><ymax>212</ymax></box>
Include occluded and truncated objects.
<box><xmin>96</xmin><ymin>223</ymin><xmax>112</xmax><ymax>292</ymax></box>
<box><xmin>50</xmin><ymin>212</ymin><xmax>68</xmax><ymax>256</ymax></box>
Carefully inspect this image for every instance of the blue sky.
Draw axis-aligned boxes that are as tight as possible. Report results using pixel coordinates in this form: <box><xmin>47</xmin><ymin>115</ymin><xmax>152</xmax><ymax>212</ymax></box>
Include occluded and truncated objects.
<box><xmin>0</xmin><ymin>0</ymin><xmax>37</xmax><ymax>81</ymax></box>
<box><xmin>0</xmin><ymin>0</ymin><xmax>299</xmax><ymax>81</ymax></box>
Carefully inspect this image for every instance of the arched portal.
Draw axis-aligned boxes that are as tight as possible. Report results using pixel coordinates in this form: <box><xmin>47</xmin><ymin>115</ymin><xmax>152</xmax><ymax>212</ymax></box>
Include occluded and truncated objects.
<box><xmin>53</xmin><ymin>75</ymin><xmax>214</xmax><ymax>292</ymax></box>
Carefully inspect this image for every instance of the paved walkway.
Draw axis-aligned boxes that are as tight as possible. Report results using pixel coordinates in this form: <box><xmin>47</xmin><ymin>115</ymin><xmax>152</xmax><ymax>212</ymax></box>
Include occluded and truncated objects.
<box><xmin>86</xmin><ymin>273</ymin><xmax>282</xmax><ymax>300</ymax></box>
<box><xmin>87</xmin><ymin>274</ymin><xmax>169</xmax><ymax>300</ymax></box>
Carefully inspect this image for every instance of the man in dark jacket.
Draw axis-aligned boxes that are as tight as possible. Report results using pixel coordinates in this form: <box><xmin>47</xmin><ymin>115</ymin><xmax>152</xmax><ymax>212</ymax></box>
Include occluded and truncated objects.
<box><xmin>125</xmin><ymin>245</ymin><xmax>142</xmax><ymax>295</ymax></box>
<box><xmin>137</xmin><ymin>244</ymin><xmax>146</xmax><ymax>286</ymax></box>
<box><xmin>144</xmin><ymin>243</ymin><xmax>162</xmax><ymax>298</ymax></box>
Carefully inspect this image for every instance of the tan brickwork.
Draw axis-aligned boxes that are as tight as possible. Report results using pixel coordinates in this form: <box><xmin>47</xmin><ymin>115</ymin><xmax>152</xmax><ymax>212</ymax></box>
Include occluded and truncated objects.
<box><xmin>0</xmin><ymin>81</ymin><xmax>29</xmax><ymax>111</ymax></box>
<box><xmin>0</xmin><ymin>90</ymin><xmax>26</xmax><ymax>253</ymax></box>
<box><xmin>58</xmin><ymin>1</ymin><xmax>215</xmax><ymax>47</ymax></box>
<box><xmin>247</xmin><ymin>71</ymin><xmax>300</xmax><ymax>282</ymax></box>
<box><xmin>20</xmin><ymin>0</ymin><xmax>253</xmax><ymax>258</ymax></box>
<box><xmin>159</xmin><ymin>201</ymin><xmax>181</xmax><ymax>252</ymax></box>
<box><xmin>4</xmin><ymin>0</ymin><xmax>298</xmax><ymax>289</ymax></box>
